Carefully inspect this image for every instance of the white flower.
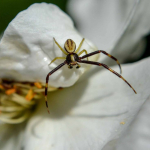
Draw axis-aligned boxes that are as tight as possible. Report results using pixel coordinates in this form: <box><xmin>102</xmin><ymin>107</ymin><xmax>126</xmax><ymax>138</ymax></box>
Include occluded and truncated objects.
<box><xmin>68</xmin><ymin>0</ymin><xmax>150</xmax><ymax>149</ymax></box>
<box><xmin>68</xmin><ymin>0</ymin><xmax>150</xmax><ymax>63</ymax></box>
<box><xmin>0</xmin><ymin>2</ymin><xmax>150</xmax><ymax>150</ymax></box>
<box><xmin>0</xmin><ymin>3</ymin><xmax>98</xmax><ymax>88</ymax></box>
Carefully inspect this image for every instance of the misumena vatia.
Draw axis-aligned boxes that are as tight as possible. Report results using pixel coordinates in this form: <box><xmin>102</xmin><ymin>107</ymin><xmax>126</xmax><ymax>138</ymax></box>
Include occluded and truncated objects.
<box><xmin>45</xmin><ymin>38</ymin><xmax>137</xmax><ymax>113</ymax></box>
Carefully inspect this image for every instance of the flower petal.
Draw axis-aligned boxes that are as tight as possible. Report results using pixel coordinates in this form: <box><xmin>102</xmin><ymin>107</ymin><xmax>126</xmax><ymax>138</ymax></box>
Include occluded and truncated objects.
<box><xmin>116</xmin><ymin>96</ymin><xmax>150</xmax><ymax>150</ymax></box>
<box><xmin>0</xmin><ymin>3</ymin><xmax>98</xmax><ymax>87</ymax></box>
<box><xmin>22</xmin><ymin>57</ymin><xmax>150</xmax><ymax>150</ymax></box>
<box><xmin>67</xmin><ymin>0</ymin><xmax>150</xmax><ymax>62</ymax></box>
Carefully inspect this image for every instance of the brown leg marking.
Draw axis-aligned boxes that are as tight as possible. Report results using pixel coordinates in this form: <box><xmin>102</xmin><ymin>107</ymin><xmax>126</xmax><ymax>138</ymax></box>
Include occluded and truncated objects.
<box><xmin>45</xmin><ymin>61</ymin><xmax>66</xmax><ymax>113</ymax></box>
<box><xmin>80</xmin><ymin>50</ymin><xmax>122</xmax><ymax>74</ymax></box>
<box><xmin>78</xmin><ymin>60</ymin><xmax>137</xmax><ymax>94</ymax></box>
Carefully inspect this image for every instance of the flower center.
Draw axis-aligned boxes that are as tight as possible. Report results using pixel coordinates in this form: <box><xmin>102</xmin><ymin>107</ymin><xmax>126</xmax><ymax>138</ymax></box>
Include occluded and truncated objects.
<box><xmin>0</xmin><ymin>79</ymin><xmax>57</xmax><ymax>124</ymax></box>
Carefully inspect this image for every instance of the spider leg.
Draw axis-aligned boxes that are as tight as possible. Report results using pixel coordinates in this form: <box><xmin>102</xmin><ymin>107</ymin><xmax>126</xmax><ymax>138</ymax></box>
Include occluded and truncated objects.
<box><xmin>45</xmin><ymin>61</ymin><xmax>67</xmax><ymax>113</ymax></box>
<box><xmin>78</xmin><ymin>49</ymin><xmax>88</xmax><ymax>61</ymax></box>
<box><xmin>80</xmin><ymin>50</ymin><xmax>122</xmax><ymax>74</ymax></box>
<box><xmin>78</xmin><ymin>60</ymin><xmax>137</xmax><ymax>94</ymax></box>
<box><xmin>53</xmin><ymin>38</ymin><xmax>68</xmax><ymax>55</ymax></box>
<box><xmin>75</xmin><ymin>38</ymin><xmax>85</xmax><ymax>53</ymax></box>
<box><xmin>48</xmin><ymin>57</ymin><xmax>66</xmax><ymax>66</ymax></box>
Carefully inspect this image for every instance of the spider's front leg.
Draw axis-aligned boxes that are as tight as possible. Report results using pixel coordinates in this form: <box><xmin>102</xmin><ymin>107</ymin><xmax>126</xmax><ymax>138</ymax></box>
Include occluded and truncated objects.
<box><xmin>80</xmin><ymin>50</ymin><xmax>122</xmax><ymax>74</ymax></box>
<box><xmin>48</xmin><ymin>57</ymin><xmax>66</xmax><ymax>66</ymax></box>
<box><xmin>78</xmin><ymin>49</ymin><xmax>88</xmax><ymax>61</ymax></box>
<box><xmin>45</xmin><ymin>61</ymin><xmax>67</xmax><ymax>113</ymax></box>
<box><xmin>78</xmin><ymin>60</ymin><xmax>137</xmax><ymax>94</ymax></box>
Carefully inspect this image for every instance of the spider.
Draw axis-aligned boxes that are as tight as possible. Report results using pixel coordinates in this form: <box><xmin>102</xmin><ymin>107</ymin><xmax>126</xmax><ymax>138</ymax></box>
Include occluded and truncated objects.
<box><xmin>45</xmin><ymin>38</ymin><xmax>137</xmax><ymax>113</ymax></box>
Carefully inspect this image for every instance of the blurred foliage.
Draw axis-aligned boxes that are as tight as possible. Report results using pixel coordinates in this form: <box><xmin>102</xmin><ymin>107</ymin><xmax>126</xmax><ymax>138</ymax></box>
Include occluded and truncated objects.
<box><xmin>0</xmin><ymin>0</ymin><xmax>68</xmax><ymax>33</ymax></box>
<box><xmin>140</xmin><ymin>34</ymin><xmax>150</xmax><ymax>60</ymax></box>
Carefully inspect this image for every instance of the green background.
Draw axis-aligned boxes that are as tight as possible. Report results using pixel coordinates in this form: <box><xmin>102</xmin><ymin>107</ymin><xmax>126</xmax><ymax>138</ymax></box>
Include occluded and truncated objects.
<box><xmin>0</xmin><ymin>0</ymin><xmax>68</xmax><ymax>33</ymax></box>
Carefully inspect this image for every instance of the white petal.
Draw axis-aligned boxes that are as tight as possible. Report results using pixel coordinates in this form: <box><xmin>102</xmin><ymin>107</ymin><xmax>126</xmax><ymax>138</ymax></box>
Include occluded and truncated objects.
<box><xmin>0</xmin><ymin>3</ymin><xmax>98</xmax><ymax>87</ymax></box>
<box><xmin>67</xmin><ymin>0</ymin><xmax>150</xmax><ymax>62</ymax></box>
<box><xmin>116</xmin><ymin>96</ymin><xmax>150</xmax><ymax>150</ymax></box>
<box><xmin>22</xmin><ymin>57</ymin><xmax>150</xmax><ymax>150</ymax></box>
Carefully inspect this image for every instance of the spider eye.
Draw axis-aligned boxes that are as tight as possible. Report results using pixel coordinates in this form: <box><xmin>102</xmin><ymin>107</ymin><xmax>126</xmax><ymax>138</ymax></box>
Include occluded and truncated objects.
<box><xmin>64</xmin><ymin>39</ymin><xmax>76</xmax><ymax>53</ymax></box>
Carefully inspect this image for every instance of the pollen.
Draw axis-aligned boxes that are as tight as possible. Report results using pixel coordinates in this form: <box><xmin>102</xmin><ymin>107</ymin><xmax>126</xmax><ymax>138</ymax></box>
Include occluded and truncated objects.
<box><xmin>25</xmin><ymin>89</ymin><xmax>35</xmax><ymax>101</ymax></box>
<box><xmin>0</xmin><ymin>79</ymin><xmax>58</xmax><ymax>124</ymax></box>
<box><xmin>0</xmin><ymin>84</ymin><xmax>4</xmax><ymax>90</ymax></box>
<box><xmin>120</xmin><ymin>121</ymin><xmax>125</xmax><ymax>125</ymax></box>
<box><xmin>34</xmin><ymin>82</ymin><xmax>42</xmax><ymax>89</ymax></box>
<box><xmin>5</xmin><ymin>88</ymin><xmax>16</xmax><ymax>95</ymax></box>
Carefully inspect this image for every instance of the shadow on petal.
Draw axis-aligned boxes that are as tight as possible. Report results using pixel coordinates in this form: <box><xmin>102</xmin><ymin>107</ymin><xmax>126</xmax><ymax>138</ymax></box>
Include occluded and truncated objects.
<box><xmin>68</xmin><ymin>111</ymin><xmax>128</xmax><ymax>119</ymax></box>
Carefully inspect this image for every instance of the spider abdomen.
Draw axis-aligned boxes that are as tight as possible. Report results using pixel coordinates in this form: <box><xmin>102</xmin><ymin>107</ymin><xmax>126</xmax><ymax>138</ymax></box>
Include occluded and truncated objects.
<box><xmin>64</xmin><ymin>39</ymin><xmax>76</xmax><ymax>53</ymax></box>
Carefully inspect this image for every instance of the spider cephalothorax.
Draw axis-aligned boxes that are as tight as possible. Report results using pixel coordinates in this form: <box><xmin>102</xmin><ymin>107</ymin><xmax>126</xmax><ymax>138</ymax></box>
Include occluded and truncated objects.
<box><xmin>66</xmin><ymin>53</ymin><xmax>80</xmax><ymax>68</ymax></box>
<box><xmin>45</xmin><ymin>38</ymin><xmax>137</xmax><ymax>113</ymax></box>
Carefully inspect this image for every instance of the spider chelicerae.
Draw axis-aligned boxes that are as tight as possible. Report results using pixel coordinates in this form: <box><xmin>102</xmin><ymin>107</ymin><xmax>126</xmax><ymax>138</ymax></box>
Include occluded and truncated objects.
<box><xmin>45</xmin><ymin>38</ymin><xmax>137</xmax><ymax>113</ymax></box>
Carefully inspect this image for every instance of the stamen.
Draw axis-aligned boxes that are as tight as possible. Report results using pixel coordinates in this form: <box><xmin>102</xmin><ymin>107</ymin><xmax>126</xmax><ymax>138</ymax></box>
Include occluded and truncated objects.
<box><xmin>25</xmin><ymin>89</ymin><xmax>35</xmax><ymax>101</ymax></box>
<box><xmin>34</xmin><ymin>82</ymin><xmax>42</xmax><ymax>89</ymax></box>
<box><xmin>5</xmin><ymin>88</ymin><xmax>16</xmax><ymax>95</ymax></box>
<box><xmin>0</xmin><ymin>84</ymin><xmax>4</xmax><ymax>90</ymax></box>
<box><xmin>0</xmin><ymin>79</ymin><xmax>58</xmax><ymax>124</ymax></box>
